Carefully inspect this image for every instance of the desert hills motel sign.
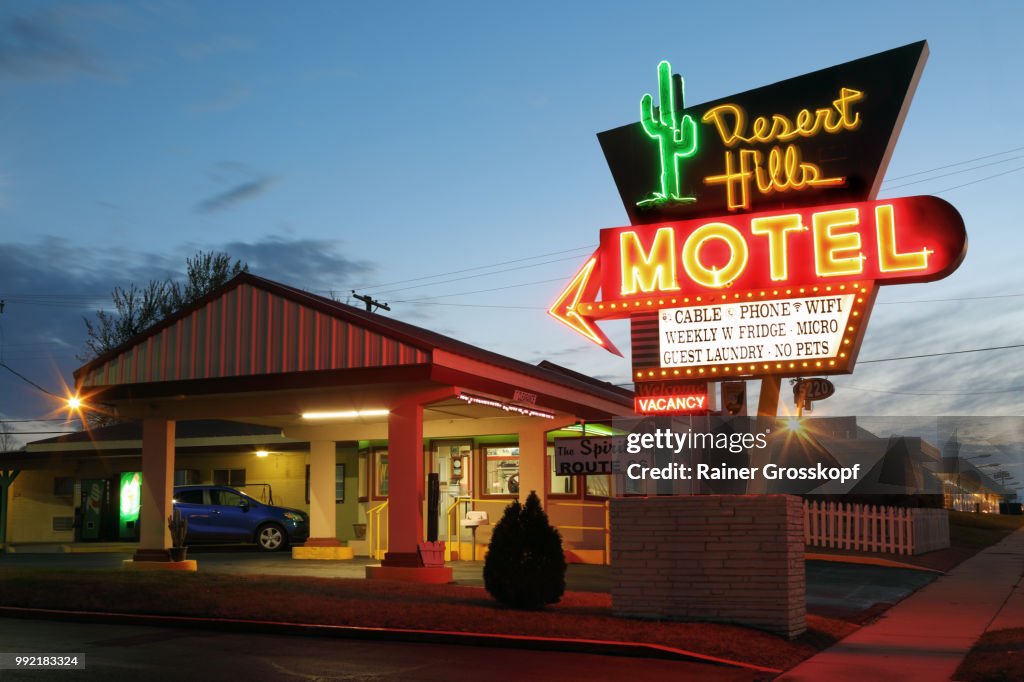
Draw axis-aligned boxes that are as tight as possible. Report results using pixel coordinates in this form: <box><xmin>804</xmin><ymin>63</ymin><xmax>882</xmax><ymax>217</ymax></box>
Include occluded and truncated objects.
<box><xmin>548</xmin><ymin>42</ymin><xmax>967</xmax><ymax>416</ymax></box>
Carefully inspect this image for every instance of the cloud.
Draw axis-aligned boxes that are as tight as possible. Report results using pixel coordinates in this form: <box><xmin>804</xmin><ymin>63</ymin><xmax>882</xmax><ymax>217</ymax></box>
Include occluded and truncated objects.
<box><xmin>221</xmin><ymin>237</ymin><xmax>375</xmax><ymax>294</ymax></box>
<box><xmin>0</xmin><ymin>237</ymin><xmax>179</xmax><ymax>426</ymax></box>
<box><xmin>189</xmin><ymin>84</ymin><xmax>252</xmax><ymax>114</ymax></box>
<box><xmin>195</xmin><ymin>176</ymin><xmax>276</xmax><ymax>213</ymax></box>
<box><xmin>0</xmin><ymin>235</ymin><xmax>379</xmax><ymax>425</ymax></box>
<box><xmin>0</xmin><ymin>10</ymin><xmax>100</xmax><ymax>79</ymax></box>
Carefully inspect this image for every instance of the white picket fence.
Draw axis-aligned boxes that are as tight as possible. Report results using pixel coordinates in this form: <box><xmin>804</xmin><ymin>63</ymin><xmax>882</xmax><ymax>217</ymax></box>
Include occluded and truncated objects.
<box><xmin>803</xmin><ymin>500</ymin><xmax>950</xmax><ymax>556</ymax></box>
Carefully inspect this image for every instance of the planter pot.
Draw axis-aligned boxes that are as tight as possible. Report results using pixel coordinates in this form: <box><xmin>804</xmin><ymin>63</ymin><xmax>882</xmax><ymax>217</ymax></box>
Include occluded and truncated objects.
<box><xmin>352</xmin><ymin>523</ymin><xmax>367</xmax><ymax>541</ymax></box>
<box><xmin>418</xmin><ymin>540</ymin><xmax>446</xmax><ymax>567</ymax></box>
<box><xmin>169</xmin><ymin>547</ymin><xmax>188</xmax><ymax>562</ymax></box>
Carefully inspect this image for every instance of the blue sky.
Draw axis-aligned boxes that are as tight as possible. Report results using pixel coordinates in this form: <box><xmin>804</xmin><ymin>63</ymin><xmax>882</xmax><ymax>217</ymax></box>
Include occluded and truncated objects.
<box><xmin>1</xmin><ymin>1</ymin><xmax>1023</xmax><ymax>443</ymax></box>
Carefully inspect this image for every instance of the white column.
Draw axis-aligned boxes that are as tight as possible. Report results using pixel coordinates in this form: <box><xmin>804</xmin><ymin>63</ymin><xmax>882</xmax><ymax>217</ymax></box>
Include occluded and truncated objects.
<box><xmin>133</xmin><ymin>418</ymin><xmax>174</xmax><ymax>561</ymax></box>
<box><xmin>517</xmin><ymin>422</ymin><xmax>549</xmax><ymax>504</ymax></box>
<box><xmin>307</xmin><ymin>440</ymin><xmax>340</xmax><ymax>546</ymax></box>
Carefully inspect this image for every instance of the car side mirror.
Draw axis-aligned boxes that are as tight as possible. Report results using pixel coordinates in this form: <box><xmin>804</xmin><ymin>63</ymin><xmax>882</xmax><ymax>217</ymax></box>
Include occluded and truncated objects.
<box><xmin>239</xmin><ymin>499</ymin><xmax>250</xmax><ymax>511</ymax></box>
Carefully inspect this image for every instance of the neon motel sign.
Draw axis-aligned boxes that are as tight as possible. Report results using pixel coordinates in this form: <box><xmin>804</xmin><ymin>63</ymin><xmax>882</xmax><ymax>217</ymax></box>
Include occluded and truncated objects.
<box><xmin>547</xmin><ymin>42</ymin><xmax>967</xmax><ymax>413</ymax></box>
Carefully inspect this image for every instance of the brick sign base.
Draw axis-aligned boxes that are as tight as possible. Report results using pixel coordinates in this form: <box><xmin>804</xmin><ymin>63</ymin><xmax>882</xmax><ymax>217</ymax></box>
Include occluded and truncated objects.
<box><xmin>610</xmin><ymin>495</ymin><xmax>805</xmax><ymax>638</ymax></box>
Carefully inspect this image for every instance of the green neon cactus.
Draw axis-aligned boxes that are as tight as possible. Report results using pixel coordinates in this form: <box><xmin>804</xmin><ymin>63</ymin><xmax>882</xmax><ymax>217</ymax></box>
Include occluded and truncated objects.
<box><xmin>638</xmin><ymin>60</ymin><xmax>699</xmax><ymax>208</ymax></box>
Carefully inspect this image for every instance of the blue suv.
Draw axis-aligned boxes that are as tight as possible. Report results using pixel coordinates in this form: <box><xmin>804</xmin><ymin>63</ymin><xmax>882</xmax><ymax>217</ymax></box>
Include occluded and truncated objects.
<box><xmin>172</xmin><ymin>485</ymin><xmax>310</xmax><ymax>551</ymax></box>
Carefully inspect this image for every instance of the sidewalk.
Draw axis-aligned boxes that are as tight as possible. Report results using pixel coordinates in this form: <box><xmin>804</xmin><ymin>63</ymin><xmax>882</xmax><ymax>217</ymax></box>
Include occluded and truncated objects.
<box><xmin>780</xmin><ymin>528</ymin><xmax>1024</xmax><ymax>681</ymax></box>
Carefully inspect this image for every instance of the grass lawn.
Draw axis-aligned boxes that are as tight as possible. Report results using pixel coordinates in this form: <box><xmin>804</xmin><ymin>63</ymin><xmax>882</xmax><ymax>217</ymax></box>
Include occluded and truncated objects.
<box><xmin>955</xmin><ymin>628</ymin><xmax>1024</xmax><ymax>682</ymax></box>
<box><xmin>0</xmin><ymin>568</ymin><xmax>855</xmax><ymax>672</ymax></box>
<box><xmin>808</xmin><ymin>511</ymin><xmax>1024</xmax><ymax>573</ymax></box>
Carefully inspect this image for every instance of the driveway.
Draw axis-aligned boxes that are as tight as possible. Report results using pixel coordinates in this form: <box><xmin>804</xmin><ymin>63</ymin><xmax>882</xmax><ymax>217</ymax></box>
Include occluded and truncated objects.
<box><xmin>0</xmin><ymin>549</ymin><xmax>937</xmax><ymax>621</ymax></box>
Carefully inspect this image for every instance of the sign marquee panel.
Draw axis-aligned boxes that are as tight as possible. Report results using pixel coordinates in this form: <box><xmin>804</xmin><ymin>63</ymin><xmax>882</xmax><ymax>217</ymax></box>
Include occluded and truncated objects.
<box><xmin>631</xmin><ymin>283</ymin><xmax>877</xmax><ymax>381</ymax></box>
<box><xmin>658</xmin><ymin>294</ymin><xmax>854</xmax><ymax>367</ymax></box>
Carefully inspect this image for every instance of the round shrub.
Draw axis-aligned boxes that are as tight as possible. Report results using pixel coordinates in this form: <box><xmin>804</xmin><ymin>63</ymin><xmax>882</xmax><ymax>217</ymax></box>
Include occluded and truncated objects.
<box><xmin>483</xmin><ymin>491</ymin><xmax>566</xmax><ymax>609</ymax></box>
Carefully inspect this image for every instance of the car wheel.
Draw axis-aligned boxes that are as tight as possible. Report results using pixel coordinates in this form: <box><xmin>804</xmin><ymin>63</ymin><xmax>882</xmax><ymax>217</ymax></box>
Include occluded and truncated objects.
<box><xmin>256</xmin><ymin>523</ymin><xmax>287</xmax><ymax>552</ymax></box>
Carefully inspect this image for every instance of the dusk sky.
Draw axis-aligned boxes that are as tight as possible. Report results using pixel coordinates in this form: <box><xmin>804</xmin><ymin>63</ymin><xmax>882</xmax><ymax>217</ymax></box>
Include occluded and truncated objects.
<box><xmin>1</xmin><ymin>1</ymin><xmax>1023</xmax><ymax>445</ymax></box>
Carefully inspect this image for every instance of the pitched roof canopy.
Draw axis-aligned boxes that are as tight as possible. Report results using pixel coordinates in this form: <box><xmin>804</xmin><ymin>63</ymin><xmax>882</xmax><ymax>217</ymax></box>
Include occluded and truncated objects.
<box><xmin>75</xmin><ymin>273</ymin><xmax>631</xmax><ymax>419</ymax></box>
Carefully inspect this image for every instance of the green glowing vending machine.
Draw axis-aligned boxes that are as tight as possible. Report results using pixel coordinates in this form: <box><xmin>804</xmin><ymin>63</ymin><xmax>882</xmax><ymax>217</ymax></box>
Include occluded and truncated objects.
<box><xmin>118</xmin><ymin>471</ymin><xmax>142</xmax><ymax>540</ymax></box>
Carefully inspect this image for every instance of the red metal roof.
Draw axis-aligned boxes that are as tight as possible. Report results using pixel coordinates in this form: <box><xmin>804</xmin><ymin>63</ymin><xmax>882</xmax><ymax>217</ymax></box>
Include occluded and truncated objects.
<box><xmin>75</xmin><ymin>272</ymin><xmax>632</xmax><ymax>407</ymax></box>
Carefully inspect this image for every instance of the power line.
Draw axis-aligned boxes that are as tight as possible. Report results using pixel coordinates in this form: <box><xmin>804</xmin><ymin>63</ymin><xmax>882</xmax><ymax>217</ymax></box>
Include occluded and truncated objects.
<box><xmin>883</xmin><ymin>155</ymin><xmax>1024</xmax><ymax>190</ymax></box>
<box><xmin>933</xmin><ymin>165</ymin><xmax>1024</xmax><ymax>195</ymax></box>
<box><xmin>0</xmin><ymin>418</ymin><xmax>82</xmax><ymax>423</ymax></box>
<box><xmin>0</xmin><ymin>362</ymin><xmax>61</xmax><ymax>398</ymax></box>
<box><xmin>393</xmin><ymin>277</ymin><xmax>568</xmax><ymax>302</ymax></box>
<box><xmin>841</xmin><ymin>384</ymin><xmax>1024</xmax><ymax>396</ymax></box>
<box><xmin>410</xmin><ymin>301</ymin><xmax>546</xmax><ymax>310</ymax></box>
<box><xmin>368</xmin><ymin>254</ymin><xmax>592</xmax><ymax>297</ymax></box>
<box><xmin>858</xmin><ymin>344</ymin><xmax>1024</xmax><ymax>364</ymax></box>
<box><xmin>878</xmin><ymin>293</ymin><xmax>1024</xmax><ymax>305</ymax></box>
<box><xmin>350</xmin><ymin>245</ymin><xmax>595</xmax><ymax>292</ymax></box>
<box><xmin>882</xmin><ymin>145</ymin><xmax>1024</xmax><ymax>182</ymax></box>
<box><xmin>3</xmin><ymin>150</ymin><xmax>1023</xmax><ymax>316</ymax></box>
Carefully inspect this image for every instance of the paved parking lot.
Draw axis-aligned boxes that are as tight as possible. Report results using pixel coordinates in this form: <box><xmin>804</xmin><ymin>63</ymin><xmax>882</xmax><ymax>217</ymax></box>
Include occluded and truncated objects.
<box><xmin>0</xmin><ymin>548</ymin><xmax>937</xmax><ymax>621</ymax></box>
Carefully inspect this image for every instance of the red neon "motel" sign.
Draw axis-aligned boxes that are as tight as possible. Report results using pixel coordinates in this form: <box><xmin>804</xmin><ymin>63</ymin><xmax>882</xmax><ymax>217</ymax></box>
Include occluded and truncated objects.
<box><xmin>595</xmin><ymin>195</ymin><xmax>965</xmax><ymax>307</ymax></box>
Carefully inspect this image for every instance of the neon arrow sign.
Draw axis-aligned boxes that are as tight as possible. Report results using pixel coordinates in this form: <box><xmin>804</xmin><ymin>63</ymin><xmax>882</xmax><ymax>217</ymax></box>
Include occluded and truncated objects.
<box><xmin>548</xmin><ymin>196</ymin><xmax>966</xmax><ymax>367</ymax></box>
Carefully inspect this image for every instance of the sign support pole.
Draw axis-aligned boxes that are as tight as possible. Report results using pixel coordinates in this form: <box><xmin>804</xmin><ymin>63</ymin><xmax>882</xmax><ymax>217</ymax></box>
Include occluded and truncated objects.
<box><xmin>757</xmin><ymin>376</ymin><xmax>782</xmax><ymax>417</ymax></box>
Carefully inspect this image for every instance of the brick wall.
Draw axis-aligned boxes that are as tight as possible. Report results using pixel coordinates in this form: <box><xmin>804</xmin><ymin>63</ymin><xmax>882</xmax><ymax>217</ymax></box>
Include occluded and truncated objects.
<box><xmin>611</xmin><ymin>495</ymin><xmax>805</xmax><ymax>638</ymax></box>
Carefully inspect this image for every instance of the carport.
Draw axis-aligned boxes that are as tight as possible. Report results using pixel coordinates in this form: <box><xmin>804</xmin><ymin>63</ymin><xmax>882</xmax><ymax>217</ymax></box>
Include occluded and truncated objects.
<box><xmin>70</xmin><ymin>273</ymin><xmax>631</xmax><ymax>581</ymax></box>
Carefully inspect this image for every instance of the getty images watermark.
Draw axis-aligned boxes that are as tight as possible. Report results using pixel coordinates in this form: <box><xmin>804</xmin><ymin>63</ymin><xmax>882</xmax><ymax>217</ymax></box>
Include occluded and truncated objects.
<box><xmin>623</xmin><ymin>426</ymin><xmax>861</xmax><ymax>484</ymax></box>
<box><xmin>550</xmin><ymin>415</ymin><xmax>1014</xmax><ymax>497</ymax></box>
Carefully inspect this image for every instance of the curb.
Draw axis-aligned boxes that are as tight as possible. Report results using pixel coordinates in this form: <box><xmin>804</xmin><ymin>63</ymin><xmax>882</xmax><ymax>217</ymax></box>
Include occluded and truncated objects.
<box><xmin>0</xmin><ymin>606</ymin><xmax>782</xmax><ymax>675</ymax></box>
<box><xmin>806</xmin><ymin>553</ymin><xmax>946</xmax><ymax>574</ymax></box>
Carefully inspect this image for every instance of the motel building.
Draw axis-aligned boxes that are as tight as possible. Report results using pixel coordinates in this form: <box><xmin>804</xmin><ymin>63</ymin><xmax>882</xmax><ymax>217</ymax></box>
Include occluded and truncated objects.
<box><xmin>0</xmin><ymin>273</ymin><xmax>633</xmax><ymax>581</ymax></box>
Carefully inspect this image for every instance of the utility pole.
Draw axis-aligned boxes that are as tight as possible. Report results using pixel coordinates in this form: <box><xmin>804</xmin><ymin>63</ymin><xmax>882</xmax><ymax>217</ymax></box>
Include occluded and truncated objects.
<box><xmin>351</xmin><ymin>291</ymin><xmax>390</xmax><ymax>313</ymax></box>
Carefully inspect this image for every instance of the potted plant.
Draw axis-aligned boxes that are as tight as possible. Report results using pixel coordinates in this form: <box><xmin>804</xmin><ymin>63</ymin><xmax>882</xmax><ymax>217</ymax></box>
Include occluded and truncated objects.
<box><xmin>167</xmin><ymin>508</ymin><xmax>189</xmax><ymax>562</ymax></box>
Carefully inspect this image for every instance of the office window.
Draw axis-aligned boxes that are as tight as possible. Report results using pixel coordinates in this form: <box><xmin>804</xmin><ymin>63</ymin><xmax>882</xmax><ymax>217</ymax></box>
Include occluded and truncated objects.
<box><xmin>305</xmin><ymin>463</ymin><xmax>346</xmax><ymax>503</ymax></box>
<box><xmin>174</xmin><ymin>469</ymin><xmax>200</xmax><ymax>486</ymax></box>
<box><xmin>483</xmin><ymin>445</ymin><xmax>519</xmax><ymax>497</ymax></box>
<box><xmin>586</xmin><ymin>474</ymin><xmax>610</xmax><ymax>498</ymax></box>
<box><xmin>358</xmin><ymin>450</ymin><xmax>369</xmax><ymax>501</ymax></box>
<box><xmin>373</xmin><ymin>449</ymin><xmax>388</xmax><ymax>498</ymax></box>
<box><xmin>213</xmin><ymin>468</ymin><xmax>246</xmax><ymax>487</ymax></box>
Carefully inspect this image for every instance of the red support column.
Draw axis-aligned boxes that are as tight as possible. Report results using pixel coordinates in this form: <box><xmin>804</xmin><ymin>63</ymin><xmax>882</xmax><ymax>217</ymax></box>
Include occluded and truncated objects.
<box><xmin>381</xmin><ymin>400</ymin><xmax>424</xmax><ymax>568</ymax></box>
<box><xmin>367</xmin><ymin>387</ymin><xmax>457</xmax><ymax>583</ymax></box>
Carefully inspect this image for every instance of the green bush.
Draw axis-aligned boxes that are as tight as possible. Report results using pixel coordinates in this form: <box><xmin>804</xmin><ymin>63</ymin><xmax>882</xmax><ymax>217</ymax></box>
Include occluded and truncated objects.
<box><xmin>484</xmin><ymin>491</ymin><xmax>566</xmax><ymax>609</ymax></box>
